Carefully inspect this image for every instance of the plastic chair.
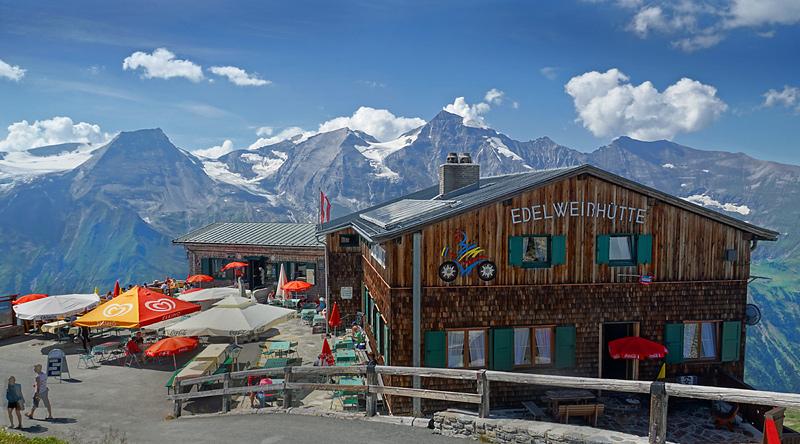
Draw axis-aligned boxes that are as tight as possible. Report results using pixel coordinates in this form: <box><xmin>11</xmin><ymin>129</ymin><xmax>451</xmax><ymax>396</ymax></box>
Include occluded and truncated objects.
<box><xmin>124</xmin><ymin>350</ymin><xmax>142</xmax><ymax>368</ymax></box>
<box><xmin>77</xmin><ymin>353</ymin><xmax>98</xmax><ymax>369</ymax></box>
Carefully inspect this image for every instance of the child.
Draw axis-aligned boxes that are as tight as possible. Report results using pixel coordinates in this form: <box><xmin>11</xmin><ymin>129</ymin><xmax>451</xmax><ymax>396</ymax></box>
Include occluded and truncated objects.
<box><xmin>6</xmin><ymin>376</ymin><xmax>24</xmax><ymax>429</ymax></box>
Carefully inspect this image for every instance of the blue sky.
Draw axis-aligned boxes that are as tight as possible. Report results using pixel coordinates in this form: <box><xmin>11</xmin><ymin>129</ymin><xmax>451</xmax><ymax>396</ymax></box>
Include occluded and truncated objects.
<box><xmin>0</xmin><ymin>0</ymin><xmax>798</xmax><ymax>163</ymax></box>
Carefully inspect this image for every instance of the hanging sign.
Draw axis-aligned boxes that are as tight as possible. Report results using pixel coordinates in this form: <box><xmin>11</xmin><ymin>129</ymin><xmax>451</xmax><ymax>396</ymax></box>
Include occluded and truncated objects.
<box><xmin>340</xmin><ymin>287</ymin><xmax>353</xmax><ymax>300</ymax></box>
<box><xmin>510</xmin><ymin>201</ymin><xmax>648</xmax><ymax>225</ymax></box>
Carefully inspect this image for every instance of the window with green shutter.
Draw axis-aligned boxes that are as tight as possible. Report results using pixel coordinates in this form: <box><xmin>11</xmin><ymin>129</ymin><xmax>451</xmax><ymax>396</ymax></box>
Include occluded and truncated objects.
<box><xmin>596</xmin><ymin>235</ymin><xmax>610</xmax><ymax>264</ymax></box>
<box><xmin>200</xmin><ymin>258</ymin><xmax>211</xmax><ymax>275</ymax></box>
<box><xmin>551</xmin><ymin>235</ymin><xmax>566</xmax><ymax>266</ymax></box>
<box><xmin>491</xmin><ymin>328</ymin><xmax>514</xmax><ymax>371</ymax></box>
<box><xmin>509</xmin><ymin>235</ymin><xmax>564</xmax><ymax>268</ymax></box>
<box><xmin>383</xmin><ymin>323</ymin><xmax>391</xmax><ymax>365</ymax></box>
<box><xmin>721</xmin><ymin>321</ymin><xmax>741</xmax><ymax>362</ymax></box>
<box><xmin>636</xmin><ymin>234</ymin><xmax>653</xmax><ymax>264</ymax></box>
<box><xmin>555</xmin><ymin>325</ymin><xmax>576</xmax><ymax>369</ymax></box>
<box><xmin>508</xmin><ymin>236</ymin><xmax>523</xmax><ymax>266</ymax></box>
<box><xmin>424</xmin><ymin>330</ymin><xmax>446</xmax><ymax>368</ymax></box>
<box><xmin>664</xmin><ymin>323</ymin><xmax>684</xmax><ymax>364</ymax></box>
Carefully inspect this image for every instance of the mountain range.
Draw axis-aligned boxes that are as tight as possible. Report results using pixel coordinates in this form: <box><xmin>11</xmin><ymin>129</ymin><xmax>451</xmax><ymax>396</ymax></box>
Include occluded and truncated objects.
<box><xmin>0</xmin><ymin>109</ymin><xmax>797</xmax><ymax>392</ymax></box>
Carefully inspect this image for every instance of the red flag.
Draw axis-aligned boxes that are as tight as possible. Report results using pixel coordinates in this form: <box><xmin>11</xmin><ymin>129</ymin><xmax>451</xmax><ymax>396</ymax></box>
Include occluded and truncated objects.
<box><xmin>321</xmin><ymin>338</ymin><xmax>335</xmax><ymax>366</ymax></box>
<box><xmin>113</xmin><ymin>280</ymin><xmax>121</xmax><ymax>297</ymax></box>
<box><xmin>765</xmin><ymin>417</ymin><xmax>781</xmax><ymax>444</ymax></box>
<box><xmin>320</xmin><ymin>191</ymin><xmax>332</xmax><ymax>223</ymax></box>
<box><xmin>325</xmin><ymin>194</ymin><xmax>331</xmax><ymax>222</ymax></box>
<box><xmin>328</xmin><ymin>302</ymin><xmax>341</xmax><ymax>329</ymax></box>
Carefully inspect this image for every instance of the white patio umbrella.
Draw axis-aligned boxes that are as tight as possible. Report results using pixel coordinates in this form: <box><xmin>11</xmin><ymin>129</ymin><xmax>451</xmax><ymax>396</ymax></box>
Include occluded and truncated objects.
<box><xmin>13</xmin><ymin>293</ymin><xmax>100</xmax><ymax>321</ymax></box>
<box><xmin>177</xmin><ymin>287</ymin><xmax>240</xmax><ymax>303</ymax></box>
<box><xmin>275</xmin><ymin>264</ymin><xmax>287</xmax><ymax>300</ymax></box>
<box><xmin>163</xmin><ymin>296</ymin><xmax>295</xmax><ymax>340</ymax></box>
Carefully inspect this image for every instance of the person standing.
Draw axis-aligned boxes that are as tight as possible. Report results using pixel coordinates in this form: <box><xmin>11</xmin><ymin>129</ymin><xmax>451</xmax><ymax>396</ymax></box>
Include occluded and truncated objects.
<box><xmin>25</xmin><ymin>365</ymin><xmax>51</xmax><ymax>420</ymax></box>
<box><xmin>79</xmin><ymin>326</ymin><xmax>91</xmax><ymax>351</ymax></box>
<box><xmin>6</xmin><ymin>376</ymin><xmax>24</xmax><ymax>429</ymax></box>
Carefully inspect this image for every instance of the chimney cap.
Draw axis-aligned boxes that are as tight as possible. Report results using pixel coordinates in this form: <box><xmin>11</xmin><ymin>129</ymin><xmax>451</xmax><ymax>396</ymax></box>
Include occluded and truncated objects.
<box><xmin>446</xmin><ymin>152</ymin><xmax>459</xmax><ymax>164</ymax></box>
<box><xmin>459</xmin><ymin>152</ymin><xmax>472</xmax><ymax>164</ymax></box>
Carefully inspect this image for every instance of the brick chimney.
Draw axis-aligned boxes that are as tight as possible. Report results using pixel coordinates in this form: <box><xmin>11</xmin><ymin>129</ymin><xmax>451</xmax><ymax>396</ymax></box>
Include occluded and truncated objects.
<box><xmin>439</xmin><ymin>152</ymin><xmax>480</xmax><ymax>195</ymax></box>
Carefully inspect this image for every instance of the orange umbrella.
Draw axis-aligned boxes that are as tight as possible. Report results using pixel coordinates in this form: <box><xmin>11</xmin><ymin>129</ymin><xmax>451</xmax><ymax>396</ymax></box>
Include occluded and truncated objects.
<box><xmin>282</xmin><ymin>281</ymin><xmax>313</xmax><ymax>292</ymax></box>
<box><xmin>328</xmin><ymin>302</ymin><xmax>341</xmax><ymax>329</ymax></box>
<box><xmin>74</xmin><ymin>286</ymin><xmax>201</xmax><ymax>329</ymax></box>
<box><xmin>113</xmin><ymin>280</ymin><xmax>121</xmax><ymax>297</ymax></box>
<box><xmin>320</xmin><ymin>338</ymin><xmax>335</xmax><ymax>366</ymax></box>
<box><xmin>221</xmin><ymin>261</ymin><xmax>248</xmax><ymax>272</ymax></box>
<box><xmin>186</xmin><ymin>274</ymin><xmax>214</xmax><ymax>283</ymax></box>
<box><xmin>12</xmin><ymin>294</ymin><xmax>48</xmax><ymax>306</ymax></box>
<box><xmin>145</xmin><ymin>337</ymin><xmax>199</xmax><ymax>369</ymax></box>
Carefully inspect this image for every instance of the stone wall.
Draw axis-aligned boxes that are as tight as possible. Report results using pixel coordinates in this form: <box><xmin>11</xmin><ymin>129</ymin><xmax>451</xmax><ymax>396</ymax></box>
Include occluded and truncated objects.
<box><xmin>432</xmin><ymin>410</ymin><xmax>649</xmax><ymax>444</ymax></box>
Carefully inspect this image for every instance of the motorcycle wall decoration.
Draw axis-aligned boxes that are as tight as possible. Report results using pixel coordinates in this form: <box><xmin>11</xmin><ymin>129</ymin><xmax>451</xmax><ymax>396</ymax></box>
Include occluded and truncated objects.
<box><xmin>438</xmin><ymin>229</ymin><xmax>497</xmax><ymax>282</ymax></box>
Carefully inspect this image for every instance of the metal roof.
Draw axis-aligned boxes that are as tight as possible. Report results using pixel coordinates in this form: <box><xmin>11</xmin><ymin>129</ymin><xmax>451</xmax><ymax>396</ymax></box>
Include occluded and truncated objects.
<box><xmin>317</xmin><ymin>164</ymin><xmax>779</xmax><ymax>242</ymax></box>
<box><xmin>174</xmin><ymin>222</ymin><xmax>324</xmax><ymax>249</ymax></box>
<box><xmin>359</xmin><ymin>199</ymin><xmax>457</xmax><ymax>229</ymax></box>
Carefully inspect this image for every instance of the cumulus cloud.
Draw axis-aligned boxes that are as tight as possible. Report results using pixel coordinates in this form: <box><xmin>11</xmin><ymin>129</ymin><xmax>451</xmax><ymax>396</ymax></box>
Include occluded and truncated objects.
<box><xmin>209</xmin><ymin>66</ymin><xmax>270</xmax><ymax>86</ymax></box>
<box><xmin>443</xmin><ymin>88</ymin><xmax>510</xmax><ymax>128</ymax></box>
<box><xmin>0</xmin><ymin>58</ymin><xmax>26</xmax><ymax>81</ymax></box>
<box><xmin>484</xmin><ymin>88</ymin><xmax>505</xmax><ymax>105</ymax></box>
<box><xmin>0</xmin><ymin>116</ymin><xmax>110</xmax><ymax>152</ymax></box>
<box><xmin>256</xmin><ymin>126</ymin><xmax>274</xmax><ymax>137</ymax></box>
<box><xmin>317</xmin><ymin>107</ymin><xmax>425</xmax><ymax>141</ymax></box>
<box><xmin>763</xmin><ymin>86</ymin><xmax>800</xmax><ymax>111</ymax></box>
<box><xmin>565</xmin><ymin>68</ymin><xmax>727</xmax><ymax>140</ymax></box>
<box><xmin>192</xmin><ymin>139</ymin><xmax>236</xmax><ymax>159</ymax></box>
<box><xmin>122</xmin><ymin>48</ymin><xmax>204</xmax><ymax>82</ymax></box>
<box><xmin>725</xmin><ymin>0</ymin><xmax>800</xmax><ymax>28</ymax></box>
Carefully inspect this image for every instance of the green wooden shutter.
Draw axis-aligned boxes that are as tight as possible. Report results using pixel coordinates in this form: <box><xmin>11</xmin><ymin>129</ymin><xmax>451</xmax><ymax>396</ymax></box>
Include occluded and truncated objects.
<box><xmin>555</xmin><ymin>325</ymin><xmax>576</xmax><ymax>369</ymax></box>
<box><xmin>508</xmin><ymin>236</ymin><xmax>523</xmax><ymax>267</ymax></box>
<box><xmin>383</xmin><ymin>323</ymin><xmax>391</xmax><ymax>365</ymax></box>
<box><xmin>637</xmin><ymin>234</ymin><xmax>653</xmax><ymax>264</ymax></box>
<box><xmin>376</xmin><ymin>315</ymin><xmax>382</xmax><ymax>350</ymax></box>
<box><xmin>424</xmin><ymin>331</ymin><xmax>446</xmax><ymax>368</ymax></box>
<box><xmin>200</xmin><ymin>258</ymin><xmax>211</xmax><ymax>275</ymax></box>
<box><xmin>596</xmin><ymin>235</ymin><xmax>610</xmax><ymax>264</ymax></box>
<box><xmin>664</xmin><ymin>323</ymin><xmax>685</xmax><ymax>364</ymax></box>
<box><xmin>551</xmin><ymin>235</ymin><xmax>566</xmax><ymax>266</ymax></box>
<box><xmin>491</xmin><ymin>328</ymin><xmax>514</xmax><ymax>371</ymax></box>
<box><xmin>721</xmin><ymin>321</ymin><xmax>742</xmax><ymax>362</ymax></box>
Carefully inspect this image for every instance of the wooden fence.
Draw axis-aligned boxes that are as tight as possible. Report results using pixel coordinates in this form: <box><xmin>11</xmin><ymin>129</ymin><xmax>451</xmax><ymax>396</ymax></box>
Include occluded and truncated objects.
<box><xmin>168</xmin><ymin>365</ymin><xmax>800</xmax><ymax>444</ymax></box>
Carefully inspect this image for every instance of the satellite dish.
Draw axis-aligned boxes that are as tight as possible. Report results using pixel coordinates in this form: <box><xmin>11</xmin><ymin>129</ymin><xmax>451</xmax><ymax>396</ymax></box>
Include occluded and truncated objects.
<box><xmin>745</xmin><ymin>304</ymin><xmax>762</xmax><ymax>326</ymax></box>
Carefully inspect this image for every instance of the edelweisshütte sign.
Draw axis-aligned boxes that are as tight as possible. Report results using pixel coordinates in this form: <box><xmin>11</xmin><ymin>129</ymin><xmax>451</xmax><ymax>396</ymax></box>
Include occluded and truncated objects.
<box><xmin>510</xmin><ymin>201</ymin><xmax>648</xmax><ymax>225</ymax></box>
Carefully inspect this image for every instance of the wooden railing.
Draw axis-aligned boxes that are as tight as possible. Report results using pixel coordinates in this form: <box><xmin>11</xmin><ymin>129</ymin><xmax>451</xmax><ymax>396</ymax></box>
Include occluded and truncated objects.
<box><xmin>168</xmin><ymin>365</ymin><xmax>800</xmax><ymax>444</ymax></box>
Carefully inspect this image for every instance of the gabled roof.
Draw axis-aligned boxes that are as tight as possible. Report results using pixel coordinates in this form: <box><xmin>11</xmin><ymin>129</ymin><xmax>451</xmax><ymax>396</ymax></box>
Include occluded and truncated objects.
<box><xmin>175</xmin><ymin>222</ymin><xmax>324</xmax><ymax>249</ymax></box>
<box><xmin>317</xmin><ymin>164</ymin><xmax>779</xmax><ymax>242</ymax></box>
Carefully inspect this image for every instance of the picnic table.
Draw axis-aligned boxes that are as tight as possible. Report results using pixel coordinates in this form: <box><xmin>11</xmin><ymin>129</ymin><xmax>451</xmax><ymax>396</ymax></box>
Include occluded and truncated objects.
<box><xmin>262</xmin><ymin>341</ymin><xmax>297</xmax><ymax>358</ymax></box>
<box><xmin>263</xmin><ymin>358</ymin><xmax>289</xmax><ymax>368</ymax></box>
<box><xmin>284</xmin><ymin>298</ymin><xmax>301</xmax><ymax>309</ymax></box>
<box><xmin>545</xmin><ymin>389</ymin><xmax>596</xmax><ymax>413</ymax></box>
<box><xmin>335</xmin><ymin>349</ymin><xmax>357</xmax><ymax>364</ymax></box>
<box><xmin>300</xmin><ymin>308</ymin><xmax>317</xmax><ymax>322</ymax></box>
<box><xmin>91</xmin><ymin>339</ymin><xmax>125</xmax><ymax>361</ymax></box>
<box><xmin>312</xmin><ymin>315</ymin><xmax>326</xmax><ymax>326</ymax></box>
<box><xmin>174</xmin><ymin>359</ymin><xmax>217</xmax><ymax>383</ymax></box>
<box><xmin>194</xmin><ymin>344</ymin><xmax>229</xmax><ymax>365</ymax></box>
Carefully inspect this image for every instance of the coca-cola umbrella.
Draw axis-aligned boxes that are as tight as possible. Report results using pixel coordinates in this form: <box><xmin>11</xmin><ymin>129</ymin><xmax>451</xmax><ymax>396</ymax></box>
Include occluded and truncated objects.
<box><xmin>221</xmin><ymin>262</ymin><xmax>248</xmax><ymax>272</ymax></box>
<box><xmin>145</xmin><ymin>336</ymin><xmax>199</xmax><ymax>369</ymax></box>
<box><xmin>608</xmin><ymin>336</ymin><xmax>668</xmax><ymax>360</ymax></box>
<box><xmin>12</xmin><ymin>294</ymin><xmax>48</xmax><ymax>306</ymax></box>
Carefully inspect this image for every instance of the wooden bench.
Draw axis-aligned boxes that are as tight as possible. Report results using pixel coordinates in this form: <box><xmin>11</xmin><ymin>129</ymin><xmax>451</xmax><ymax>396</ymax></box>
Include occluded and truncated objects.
<box><xmin>557</xmin><ymin>403</ymin><xmax>605</xmax><ymax>427</ymax></box>
<box><xmin>521</xmin><ymin>401</ymin><xmax>547</xmax><ymax>420</ymax></box>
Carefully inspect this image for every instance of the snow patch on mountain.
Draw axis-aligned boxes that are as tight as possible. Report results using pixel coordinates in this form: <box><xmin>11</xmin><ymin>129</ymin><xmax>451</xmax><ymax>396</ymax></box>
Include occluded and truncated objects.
<box><xmin>662</xmin><ymin>163</ymin><xmax>675</xmax><ymax>169</ymax></box>
<box><xmin>201</xmin><ymin>160</ymin><xmax>278</xmax><ymax>202</ymax></box>
<box><xmin>241</xmin><ymin>150</ymin><xmax>287</xmax><ymax>180</ymax></box>
<box><xmin>683</xmin><ymin>193</ymin><xmax>751</xmax><ymax>215</ymax></box>
<box><xmin>354</xmin><ymin>129</ymin><xmax>422</xmax><ymax>181</ymax></box>
<box><xmin>0</xmin><ymin>143</ymin><xmax>99</xmax><ymax>180</ymax></box>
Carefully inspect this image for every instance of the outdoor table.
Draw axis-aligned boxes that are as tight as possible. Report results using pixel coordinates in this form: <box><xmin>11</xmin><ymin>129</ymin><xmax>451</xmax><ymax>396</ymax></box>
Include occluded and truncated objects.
<box><xmin>312</xmin><ymin>315</ymin><xmax>325</xmax><ymax>326</ymax></box>
<box><xmin>334</xmin><ymin>338</ymin><xmax>354</xmax><ymax>350</ymax></box>
<box><xmin>284</xmin><ymin>298</ymin><xmax>301</xmax><ymax>309</ymax></box>
<box><xmin>300</xmin><ymin>308</ymin><xmax>317</xmax><ymax>322</ymax></box>
<box><xmin>264</xmin><ymin>358</ymin><xmax>289</xmax><ymax>368</ymax></box>
<box><xmin>335</xmin><ymin>349</ymin><xmax>357</xmax><ymax>364</ymax></box>
<box><xmin>174</xmin><ymin>359</ymin><xmax>216</xmax><ymax>383</ymax></box>
<box><xmin>41</xmin><ymin>320</ymin><xmax>69</xmax><ymax>334</ymax></box>
<box><xmin>91</xmin><ymin>340</ymin><xmax>125</xmax><ymax>361</ymax></box>
<box><xmin>262</xmin><ymin>341</ymin><xmax>296</xmax><ymax>357</ymax></box>
<box><xmin>545</xmin><ymin>389</ymin><xmax>596</xmax><ymax>413</ymax></box>
<box><xmin>338</xmin><ymin>376</ymin><xmax>364</xmax><ymax>386</ymax></box>
<box><xmin>194</xmin><ymin>344</ymin><xmax>229</xmax><ymax>365</ymax></box>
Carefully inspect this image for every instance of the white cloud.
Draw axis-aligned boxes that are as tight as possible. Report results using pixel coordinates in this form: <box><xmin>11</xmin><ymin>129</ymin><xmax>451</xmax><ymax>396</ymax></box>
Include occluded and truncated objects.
<box><xmin>192</xmin><ymin>139</ymin><xmax>236</xmax><ymax>159</ymax></box>
<box><xmin>565</xmin><ymin>68</ymin><xmax>727</xmax><ymax>140</ymax></box>
<box><xmin>122</xmin><ymin>48</ymin><xmax>204</xmax><ymax>82</ymax></box>
<box><xmin>0</xmin><ymin>116</ymin><xmax>110</xmax><ymax>152</ymax></box>
<box><xmin>484</xmin><ymin>88</ymin><xmax>505</xmax><ymax>105</ymax></box>
<box><xmin>317</xmin><ymin>107</ymin><xmax>425</xmax><ymax>141</ymax></box>
<box><xmin>208</xmin><ymin>66</ymin><xmax>270</xmax><ymax>86</ymax></box>
<box><xmin>0</xmin><ymin>58</ymin><xmax>26</xmax><ymax>81</ymax></box>
<box><xmin>725</xmin><ymin>0</ymin><xmax>800</xmax><ymax>28</ymax></box>
<box><xmin>671</xmin><ymin>33</ymin><xmax>725</xmax><ymax>52</ymax></box>
<box><xmin>248</xmin><ymin>126</ymin><xmax>309</xmax><ymax>149</ymax></box>
<box><xmin>256</xmin><ymin>126</ymin><xmax>274</xmax><ymax>137</ymax></box>
<box><xmin>763</xmin><ymin>85</ymin><xmax>800</xmax><ymax>110</ymax></box>
<box><xmin>540</xmin><ymin>66</ymin><xmax>559</xmax><ymax>80</ymax></box>
<box><xmin>444</xmin><ymin>97</ymin><xmax>491</xmax><ymax>128</ymax></box>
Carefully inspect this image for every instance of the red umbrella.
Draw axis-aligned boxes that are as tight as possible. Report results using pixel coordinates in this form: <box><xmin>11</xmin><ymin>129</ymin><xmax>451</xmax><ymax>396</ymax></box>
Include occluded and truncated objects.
<box><xmin>320</xmin><ymin>338</ymin><xmax>335</xmax><ymax>366</ymax></box>
<box><xmin>282</xmin><ymin>281</ymin><xmax>313</xmax><ymax>292</ymax></box>
<box><xmin>221</xmin><ymin>261</ymin><xmax>248</xmax><ymax>272</ymax></box>
<box><xmin>12</xmin><ymin>294</ymin><xmax>48</xmax><ymax>306</ymax></box>
<box><xmin>113</xmin><ymin>280</ymin><xmax>121</xmax><ymax>297</ymax></box>
<box><xmin>608</xmin><ymin>336</ymin><xmax>668</xmax><ymax>360</ymax></box>
<box><xmin>328</xmin><ymin>302</ymin><xmax>341</xmax><ymax>329</ymax></box>
<box><xmin>186</xmin><ymin>274</ymin><xmax>214</xmax><ymax>283</ymax></box>
<box><xmin>145</xmin><ymin>337</ymin><xmax>199</xmax><ymax>369</ymax></box>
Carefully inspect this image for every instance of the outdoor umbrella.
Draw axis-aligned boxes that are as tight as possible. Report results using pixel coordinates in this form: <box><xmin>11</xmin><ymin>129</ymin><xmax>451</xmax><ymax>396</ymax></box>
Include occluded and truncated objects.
<box><xmin>74</xmin><ymin>286</ymin><xmax>201</xmax><ymax>329</ymax></box>
<box><xmin>164</xmin><ymin>295</ymin><xmax>295</xmax><ymax>341</ymax></box>
<box><xmin>608</xmin><ymin>336</ymin><xmax>668</xmax><ymax>360</ymax></box>
<box><xmin>12</xmin><ymin>294</ymin><xmax>48</xmax><ymax>306</ymax></box>
<box><xmin>145</xmin><ymin>337</ymin><xmax>199</xmax><ymax>369</ymax></box>
<box><xmin>328</xmin><ymin>302</ymin><xmax>341</xmax><ymax>329</ymax></box>
<box><xmin>221</xmin><ymin>261</ymin><xmax>248</xmax><ymax>272</ymax></box>
<box><xmin>186</xmin><ymin>274</ymin><xmax>214</xmax><ymax>283</ymax></box>
<box><xmin>113</xmin><ymin>280</ymin><xmax>121</xmax><ymax>297</ymax></box>
<box><xmin>320</xmin><ymin>338</ymin><xmax>335</xmax><ymax>366</ymax></box>
<box><xmin>282</xmin><ymin>280</ymin><xmax>313</xmax><ymax>293</ymax></box>
<box><xmin>275</xmin><ymin>264</ymin><xmax>287</xmax><ymax>300</ymax></box>
<box><xmin>177</xmin><ymin>287</ymin><xmax>240</xmax><ymax>303</ymax></box>
<box><xmin>13</xmin><ymin>293</ymin><xmax>100</xmax><ymax>321</ymax></box>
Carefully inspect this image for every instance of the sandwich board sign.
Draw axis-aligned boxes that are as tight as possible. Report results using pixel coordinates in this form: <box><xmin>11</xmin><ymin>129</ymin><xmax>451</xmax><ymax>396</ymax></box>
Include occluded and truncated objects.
<box><xmin>47</xmin><ymin>348</ymin><xmax>69</xmax><ymax>380</ymax></box>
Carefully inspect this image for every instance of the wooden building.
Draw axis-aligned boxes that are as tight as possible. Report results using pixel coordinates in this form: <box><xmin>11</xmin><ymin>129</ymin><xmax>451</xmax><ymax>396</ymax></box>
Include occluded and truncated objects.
<box><xmin>318</xmin><ymin>155</ymin><xmax>778</xmax><ymax>414</ymax></box>
<box><xmin>174</xmin><ymin>222</ymin><xmax>325</xmax><ymax>299</ymax></box>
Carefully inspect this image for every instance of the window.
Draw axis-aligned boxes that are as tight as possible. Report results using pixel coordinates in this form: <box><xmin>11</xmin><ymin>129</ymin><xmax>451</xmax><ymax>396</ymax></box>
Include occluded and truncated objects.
<box><xmin>339</xmin><ymin>234</ymin><xmax>359</xmax><ymax>248</ymax></box>
<box><xmin>608</xmin><ymin>235</ymin><xmax>635</xmax><ymax>266</ymax></box>
<box><xmin>509</xmin><ymin>235</ymin><xmax>566</xmax><ymax>268</ymax></box>
<box><xmin>201</xmin><ymin>258</ymin><xmax>235</xmax><ymax>279</ymax></box>
<box><xmin>683</xmin><ymin>321</ymin><xmax>718</xmax><ymax>360</ymax></box>
<box><xmin>370</xmin><ymin>243</ymin><xmax>386</xmax><ymax>268</ymax></box>
<box><xmin>447</xmin><ymin>328</ymin><xmax>488</xmax><ymax>368</ymax></box>
<box><xmin>513</xmin><ymin>326</ymin><xmax>555</xmax><ymax>367</ymax></box>
<box><xmin>523</xmin><ymin>236</ymin><xmax>549</xmax><ymax>264</ymax></box>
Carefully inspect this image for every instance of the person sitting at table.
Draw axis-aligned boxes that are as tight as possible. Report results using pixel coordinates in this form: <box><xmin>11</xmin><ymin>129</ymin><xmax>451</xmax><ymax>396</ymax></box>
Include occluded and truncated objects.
<box><xmin>351</xmin><ymin>325</ymin><xmax>366</xmax><ymax>349</ymax></box>
<box><xmin>125</xmin><ymin>336</ymin><xmax>143</xmax><ymax>361</ymax></box>
<box><xmin>316</xmin><ymin>297</ymin><xmax>326</xmax><ymax>313</ymax></box>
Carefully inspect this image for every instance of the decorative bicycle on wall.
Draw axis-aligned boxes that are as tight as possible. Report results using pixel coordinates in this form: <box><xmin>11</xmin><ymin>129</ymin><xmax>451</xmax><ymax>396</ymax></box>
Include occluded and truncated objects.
<box><xmin>438</xmin><ymin>229</ymin><xmax>497</xmax><ymax>282</ymax></box>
